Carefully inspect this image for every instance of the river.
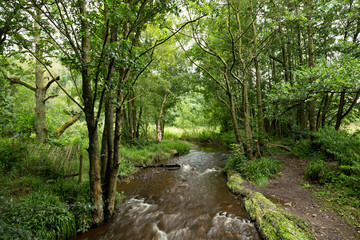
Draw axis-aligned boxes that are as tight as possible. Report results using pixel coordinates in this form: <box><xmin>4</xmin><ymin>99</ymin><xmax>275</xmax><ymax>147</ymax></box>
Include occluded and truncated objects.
<box><xmin>76</xmin><ymin>144</ymin><xmax>261</xmax><ymax>240</ymax></box>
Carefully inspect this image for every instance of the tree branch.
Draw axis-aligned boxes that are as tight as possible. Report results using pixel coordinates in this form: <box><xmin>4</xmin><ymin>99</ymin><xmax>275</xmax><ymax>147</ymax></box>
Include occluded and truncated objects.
<box><xmin>44</xmin><ymin>94</ymin><xmax>58</xmax><ymax>102</ymax></box>
<box><xmin>45</xmin><ymin>76</ymin><xmax>59</xmax><ymax>90</ymax></box>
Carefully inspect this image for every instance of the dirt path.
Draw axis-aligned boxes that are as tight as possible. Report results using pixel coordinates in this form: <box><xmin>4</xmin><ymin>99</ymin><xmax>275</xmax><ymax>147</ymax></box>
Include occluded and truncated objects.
<box><xmin>242</xmin><ymin>154</ymin><xmax>358</xmax><ymax>240</ymax></box>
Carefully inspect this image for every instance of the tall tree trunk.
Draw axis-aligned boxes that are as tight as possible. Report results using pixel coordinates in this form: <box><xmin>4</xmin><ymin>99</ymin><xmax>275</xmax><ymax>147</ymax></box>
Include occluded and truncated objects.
<box><xmin>317</xmin><ymin>93</ymin><xmax>333</xmax><ymax>129</ymax></box>
<box><xmin>243</xmin><ymin>79</ymin><xmax>253</xmax><ymax>159</ymax></box>
<box><xmin>34</xmin><ymin>10</ymin><xmax>47</xmax><ymax>143</ymax></box>
<box><xmin>234</xmin><ymin>7</ymin><xmax>253</xmax><ymax>158</ymax></box>
<box><xmin>335</xmin><ymin>92</ymin><xmax>360</xmax><ymax>130</ymax></box>
<box><xmin>104</xmin><ymin>90</ymin><xmax>122</xmax><ymax>219</ymax></box>
<box><xmin>307</xmin><ymin>0</ymin><xmax>317</xmax><ymax>133</ymax></box>
<box><xmin>80</xmin><ymin>0</ymin><xmax>103</xmax><ymax>225</ymax></box>
<box><xmin>228</xmin><ymin>93</ymin><xmax>244</xmax><ymax>147</ymax></box>
<box><xmin>335</xmin><ymin>90</ymin><xmax>346</xmax><ymax>130</ymax></box>
<box><xmin>156</xmin><ymin>93</ymin><xmax>167</xmax><ymax>143</ymax></box>
<box><xmin>251</xmin><ymin>5</ymin><xmax>264</xmax><ymax>149</ymax></box>
<box><xmin>127</xmin><ymin>91</ymin><xmax>134</xmax><ymax>141</ymax></box>
<box><xmin>254</xmin><ymin>57</ymin><xmax>264</xmax><ymax>147</ymax></box>
<box><xmin>299</xmin><ymin>101</ymin><xmax>307</xmax><ymax>130</ymax></box>
<box><xmin>136</xmin><ymin>92</ymin><xmax>143</xmax><ymax>138</ymax></box>
<box><xmin>100</xmin><ymin>126</ymin><xmax>108</xmax><ymax>182</ymax></box>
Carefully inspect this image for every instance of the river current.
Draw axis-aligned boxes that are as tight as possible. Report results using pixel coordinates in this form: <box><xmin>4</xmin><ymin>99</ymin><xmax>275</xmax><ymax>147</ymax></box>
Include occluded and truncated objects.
<box><xmin>76</xmin><ymin>144</ymin><xmax>261</xmax><ymax>240</ymax></box>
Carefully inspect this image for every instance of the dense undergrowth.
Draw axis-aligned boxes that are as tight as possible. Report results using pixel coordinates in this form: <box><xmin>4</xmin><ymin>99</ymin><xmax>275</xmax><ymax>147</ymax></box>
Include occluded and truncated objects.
<box><xmin>224</xmin><ymin>145</ymin><xmax>282</xmax><ymax>187</ymax></box>
<box><xmin>0</xmin><ymin>140</ymin><xmax>92</xmax><ymax>239</ymax></box>
<box><xmin>0</xmin><ymin>138</ymin><xmax>190</xmax><ymax>239</ymax></box>
<box><xmin>290</xmin><ymin>127</ymin><xmax>360</xmax><ymax>230</ymax></box>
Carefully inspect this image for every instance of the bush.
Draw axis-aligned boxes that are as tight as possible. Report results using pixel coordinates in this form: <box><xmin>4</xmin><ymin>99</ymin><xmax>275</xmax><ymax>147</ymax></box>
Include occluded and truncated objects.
<box><xmin>305</xmin><ymin>160</ymin><xmax>326</xmax><ymax>182</ymax></box>
<box><xmin>311</xmin><ymin>127</ymin><xmax>360</xmax><ymax>165</ymax></box>
<box><xmin>1</xmin><ymin>192</ymin><xmax>76</xmax><ymax>240</ymax></box>
<box><xmin>0</xmin><ymin>139</ymin><xmax>27</xmax><ymax>174</ymax></box>
<box><xmin>0</xmin><ymin>139</ymin><xmax>59</xmax><ymax>179</ymax></box>
<box><xmin>225</xmin><ymin>146</ymin><xmax>282</xmax><ymax>186</ymax></box>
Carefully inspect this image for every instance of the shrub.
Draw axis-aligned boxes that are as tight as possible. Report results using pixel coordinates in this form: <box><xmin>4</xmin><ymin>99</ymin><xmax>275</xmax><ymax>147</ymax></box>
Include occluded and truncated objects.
<box><xmin>311</xmin><ymin>127</ymin><xmax>360</xmax><ymax>165</ymax></box>
<box><xmin>1</xmin><ymin>192</ymin><xmax>76</xmax><ymax>240</ymax></box>
<box><xmin>0</xmin><ymin>139</ymin><xmax>27</xmax><ymax>174</ymax></box>
<box><xmin>305</xmin><ymin>160</ymin><xmax>326</xmax><ymax>182</ymax></box>
<box><xmin>225</xmin><ymin>147</ymin><xmax>282</xmax><ymax>186</ymax></box>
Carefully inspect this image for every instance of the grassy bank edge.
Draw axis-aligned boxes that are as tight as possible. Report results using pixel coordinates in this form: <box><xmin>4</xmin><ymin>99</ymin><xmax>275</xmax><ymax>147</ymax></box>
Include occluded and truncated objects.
<box><xmin>0</xmin><ymin>139</ymin><xmax>192</xmax><ymax>239</ymax></box>
<box><xmin>226</xmin><ymin>169</ymin><xmax>314</xmax><ymax>240</ymax></box>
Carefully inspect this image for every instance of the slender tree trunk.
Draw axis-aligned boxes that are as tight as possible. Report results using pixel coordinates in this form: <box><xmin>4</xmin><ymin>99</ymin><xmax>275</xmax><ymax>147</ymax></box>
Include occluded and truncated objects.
<box><xmin>243</xmin><ymin>79</ymin><xmax>253</xmax><ymax>159</ymax></box>
<box><xmin>254</xmin><ymin>57</ymin><xmax>264</xmax><ymax>147</ymax></box>
<box><xmin>100</xmin><ymin>126</ymin><xmax>108</xmax><ymax>182</ymax></box>
<box><xmin>299</xmin><ymin>101</ymin><xmax>307</xmax><ymax>130</ymax></box>
<box><xmin>136</xmin><ymin>93</ymin><xmax>143</xmax><ymax>138</ymax></box>
<box><xmin>307</xmin><ymin>0</ymin><xmax>317</xmax><ymax>133</ymax></box>
<box><xmin>34</xmin><ymin>10</ymin><xmax>47</xmax><ymax>143</ymax></box>
<box><xmin>228</xmin><ymin>93</ymin><xmax>243</xmax><ymax>147</ymax></box>
<box><xmin>251</xmin><ymin>6</ymin><xmax>264</xmax><ymax>149</ymax></box>
<box><xmin>317</xmin><ymin>93</ymin><xmax>333</xmax><ymax>129</ymax></box>
<box><xmin>80</xmin><ymin>0</ymin><xmax>103</xmax><ymax>224</ymax></box>
<box><xmin>234</xmin><ymin>8</ymin><xmax>253</xmax><ymax>158</ymax></box>
<box><xmin>156</xmin><ymin>93</ymin><xmax>167</xmax><ymax>142</ymax></box>
<box><xmin>335</xmin><ymin>90</ymin><xmax>346</xmax><ymax>130</ymax></box>
<box><xmin>104</xmin><ymin>90</ymin><xmax>122</xmax><ymax>219</ymax></box>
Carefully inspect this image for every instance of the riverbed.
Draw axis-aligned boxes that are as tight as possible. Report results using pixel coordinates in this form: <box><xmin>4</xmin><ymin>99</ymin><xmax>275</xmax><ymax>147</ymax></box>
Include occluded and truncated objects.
<box><xmin>76</xmin><ymin>144</ymin><xmax>261</xmax><ymax>240</ymax></box>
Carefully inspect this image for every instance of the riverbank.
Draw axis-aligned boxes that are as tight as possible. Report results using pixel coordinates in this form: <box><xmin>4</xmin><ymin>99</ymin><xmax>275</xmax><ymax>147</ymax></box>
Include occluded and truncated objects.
<box><xmin>226</xmin><ymin>153</ymin><xmax>358</xmax><ymax>240</ymax></box>
<box><xmin>0</xmin><ymin>139</ymin><xmax>191</xmax><ymax>239</ymax></box>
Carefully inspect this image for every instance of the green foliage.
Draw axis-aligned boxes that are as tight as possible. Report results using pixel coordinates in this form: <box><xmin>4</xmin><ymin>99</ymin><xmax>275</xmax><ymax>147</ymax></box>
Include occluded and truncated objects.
<box><xmin>305</xmin><ymin>160</ymin><xmax>326</xmax><ymax>182</ymax></box>
<box><xmin>163</xmin><ymin>126</ymin><xmax>235</xmax><ymax>145</ymax></box>
<box><xmin>314</xmin><ymin>183</ymin><xmax>360</xmax><ymax>231</ymax></box>
<box><xmin>0</xmin><ymin>139</ymin><xmax>93</xmax><ymax>237</ymax></box>
<box><xmin>0</xmin><ymin>192</ymin><xmax>76</xmax><ymax>240</ymax></box>
<box><xmin>290</xmin><ymin>128</ymin><xmax>360</xmax><ymax>231</ymax></box>
<box><xmin>0</xmin><ymin>138</ymin><xmax>27</xmax><ymax>173</ymax></box>
<box><xmin>0</xmin><ymin>139</ymin><xmax>59</xmax><ymax>179</ymax></box>
<box><xmin>119</xmin><ymin>140</ymin><xmax>191</xmax><ymax>178</ymax></box>
<box><xmin>311</xmin><ymin>127</ymin><xmax>360</xmax><ymax>165</ymax></box>
<box><xmin>225</xmin><ymin>146</ymin><xmax>282</xmax><ymax>186</ymax></box>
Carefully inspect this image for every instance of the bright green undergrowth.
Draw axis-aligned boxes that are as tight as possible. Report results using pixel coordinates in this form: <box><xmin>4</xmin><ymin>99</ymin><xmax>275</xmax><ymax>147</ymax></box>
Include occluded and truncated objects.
<box><xmin>290</xmin><ymin>127</ymin><xmax>360</xmax><ymax>232</ymax></box>
<box><xmin>225</xmin><ymin>146</ymin><xmax>282</xmax><ymax>187</ymax></box>
<box><xmin>0</xmin><ymin>139</ymin><xmax>93</xmax><ymax>239</ymax></box>
<box><xmin>119</xmin><ymin>140</ymin><xmax>191</xmax><ymax>178</ymax></box>
<box><xmin>163</xmin><ymin>126</ymin><xmax>235</xmax><ymax>145</ymax></box>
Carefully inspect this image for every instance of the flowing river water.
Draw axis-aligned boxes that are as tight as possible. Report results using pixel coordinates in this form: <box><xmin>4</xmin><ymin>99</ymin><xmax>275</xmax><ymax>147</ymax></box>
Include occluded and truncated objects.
<box><xmin>76</xmin><ymin>145</ymin><xmax>261</xmax><ymax>240</ymax></box>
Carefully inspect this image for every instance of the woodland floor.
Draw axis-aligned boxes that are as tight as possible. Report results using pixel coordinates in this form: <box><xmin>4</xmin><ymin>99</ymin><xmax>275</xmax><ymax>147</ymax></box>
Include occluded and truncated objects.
<box><xmin>242</xmin><ymin>154</ymin><xmax>358</xmax><ymax>240</ymax></box>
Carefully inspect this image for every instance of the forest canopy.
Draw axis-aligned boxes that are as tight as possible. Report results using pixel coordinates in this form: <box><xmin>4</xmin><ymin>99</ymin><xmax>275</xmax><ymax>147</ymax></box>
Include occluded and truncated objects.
<box><xmin>1</xmin><ymin>0</ymin><xmax>359</xmax><ymax>230</ymax></box>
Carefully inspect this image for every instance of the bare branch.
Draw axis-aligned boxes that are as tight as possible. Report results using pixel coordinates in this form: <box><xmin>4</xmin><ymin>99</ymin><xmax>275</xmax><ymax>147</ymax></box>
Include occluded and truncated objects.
<box><xmin>44</xmin><ymin>94</ymin><xmax>58</xmax><ymax>102</ymax></box>
<box><xmin>10</xmin><ymin>78</ymin><xmax>36</xmax><ymax>92</ymax></box>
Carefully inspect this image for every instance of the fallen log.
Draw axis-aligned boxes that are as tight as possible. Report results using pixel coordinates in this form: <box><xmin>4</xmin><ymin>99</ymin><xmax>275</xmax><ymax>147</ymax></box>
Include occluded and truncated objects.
<box><xmin>135</xmin><ymin>164</ymin><xmax>181</xmax><ymax>169</ymax></box>
<box><xmin>267</xmin><ymin>143</ymin><xmax>292</xmax><ymax>152</ymax></box>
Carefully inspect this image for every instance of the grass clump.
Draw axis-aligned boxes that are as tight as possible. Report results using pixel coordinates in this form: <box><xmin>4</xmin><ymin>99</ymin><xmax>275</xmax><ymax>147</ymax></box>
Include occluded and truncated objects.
<box><xmin>225</xmin><ymin>146</ymin><xmax>282</xmax><ymax>186</ymax></box>
<box><xmin>305</xmin><ymin>160</ymin><xmax>326</xmax><ymax>182</ymax></box>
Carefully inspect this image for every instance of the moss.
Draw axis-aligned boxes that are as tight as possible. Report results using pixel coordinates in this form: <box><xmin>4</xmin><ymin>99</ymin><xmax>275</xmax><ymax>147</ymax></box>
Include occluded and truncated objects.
<box><xmin>226</xmin><ymin>169</ymin><xmax>253</xmax><ymax>196</ymax></box>
<box><xmin>226</xmin><ymin>170</ymin><xmax>314</xmax><ymax>240</ymax></box>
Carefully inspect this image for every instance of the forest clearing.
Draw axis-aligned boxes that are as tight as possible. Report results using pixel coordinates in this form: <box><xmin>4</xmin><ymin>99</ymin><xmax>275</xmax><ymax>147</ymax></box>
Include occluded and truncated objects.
<box><xmin>1</xmin><ymin>0</ymin><xmax>360</xmax><ymax>239</ymax></box>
